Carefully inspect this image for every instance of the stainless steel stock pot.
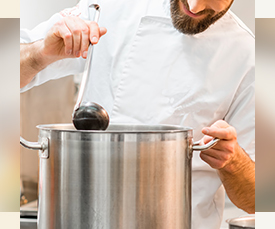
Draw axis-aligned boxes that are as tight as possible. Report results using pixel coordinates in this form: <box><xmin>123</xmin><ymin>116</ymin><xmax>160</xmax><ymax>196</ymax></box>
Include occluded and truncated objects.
<box><xmin>20</xmin><ymin>123</ymin><xmax>218</xmax><ymax>229</ymax></box>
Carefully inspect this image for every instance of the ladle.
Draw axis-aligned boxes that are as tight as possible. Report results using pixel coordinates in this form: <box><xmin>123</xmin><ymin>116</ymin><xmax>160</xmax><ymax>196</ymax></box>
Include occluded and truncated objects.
<box><xmin>72</xmin><ymin>4</ymin><xmax>109</xmax><ymax>130</ymax></box>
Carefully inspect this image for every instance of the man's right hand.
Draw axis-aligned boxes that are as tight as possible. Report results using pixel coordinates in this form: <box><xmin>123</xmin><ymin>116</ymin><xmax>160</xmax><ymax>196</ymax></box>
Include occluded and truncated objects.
<box><xmin>20</xmin><ymin>16</ymin><xmax>107</xmax><ymax>88</ymax></box>
<box><xmin>42</xmin><ymin>16</ymin><xmax>107</xmax><ymax>61</ymax></box>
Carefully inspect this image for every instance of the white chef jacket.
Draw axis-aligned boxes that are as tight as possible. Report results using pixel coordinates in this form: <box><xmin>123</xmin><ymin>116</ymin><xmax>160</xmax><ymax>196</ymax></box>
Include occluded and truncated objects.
<box><xmin>20</xmin><ymin>0</ymin><xmax>255</xmax><ymax>228</ymax></box>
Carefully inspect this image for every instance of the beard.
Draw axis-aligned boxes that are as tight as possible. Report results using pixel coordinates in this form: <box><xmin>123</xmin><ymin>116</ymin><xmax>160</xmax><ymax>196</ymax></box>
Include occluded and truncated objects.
<box><xmin>170</xmin><ymin>0</ymin><xmax>233</xmax><ymax>35</ymax></box>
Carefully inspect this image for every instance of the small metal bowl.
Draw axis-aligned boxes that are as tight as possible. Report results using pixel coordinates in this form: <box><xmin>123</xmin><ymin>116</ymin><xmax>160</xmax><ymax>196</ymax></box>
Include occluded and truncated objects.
<box><xmin>227</xmin><ymin>215</ymin><xmax>255</xmax><ymax>229</ymax></box>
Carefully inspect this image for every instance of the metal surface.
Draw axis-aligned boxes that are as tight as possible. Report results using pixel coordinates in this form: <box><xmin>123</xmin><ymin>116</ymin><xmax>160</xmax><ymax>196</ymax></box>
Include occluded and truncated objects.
<box><xmin>20</xmin><ymin>123</ymin><xmax>218</xmax><ymax>229</ymax></box>
<box><xmin>20</xmin><ymin>137</ymin><xmax>49</xmax><ymax>159</ymax></box>
<box><xmin>192</xmin><ymin>138</ymin><xmax>220</xmax><ymax>151</ymax></box>
<box><xmin>73</xmin><ymin>4</ymin><xmax>100</xmax><ymax>112</ymax></box>
<box><xmin>72</xmin><ymin>4</ymin><xmax>110</xmax><ymax>130</ymax></box>
<box><xmin>20</xmin><ymin>137</ymin><xmax>43</xmax><ymax>151</ymax></box>
<box><xmin>20</xmin><ymin>218</ymin><xmax>37</xmax><ymax>229</ymax></box>
<box><xmin>227</xmin><ymin>215</ymin><xmax>255</xmax><ymax>229</ymax></box>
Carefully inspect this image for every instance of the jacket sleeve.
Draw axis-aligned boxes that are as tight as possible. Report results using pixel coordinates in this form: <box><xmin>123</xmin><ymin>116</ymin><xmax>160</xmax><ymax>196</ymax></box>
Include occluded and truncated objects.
<box><xmin>224</xmin><ymin>66</ymin><xmax>255</xmax><ymax>161</ymax></box>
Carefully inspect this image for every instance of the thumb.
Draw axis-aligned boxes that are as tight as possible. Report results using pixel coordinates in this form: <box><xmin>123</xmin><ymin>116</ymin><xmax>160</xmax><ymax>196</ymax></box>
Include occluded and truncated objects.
<box><xmin>201</xmin><ymin>134</ymin><xmax>214</xmax><ymax>144</ymax></box>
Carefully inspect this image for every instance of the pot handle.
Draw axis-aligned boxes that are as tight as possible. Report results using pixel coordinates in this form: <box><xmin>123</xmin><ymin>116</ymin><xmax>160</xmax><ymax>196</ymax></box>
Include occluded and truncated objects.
<box><xmin>192</xmin><ymin>138</ymin><xmax>220</xmax><ymax>151</ymax></box>
<box><xmin>20</xmin><ymin>137</ymin><xmax>49</xmax><ymax>159</ymax></box>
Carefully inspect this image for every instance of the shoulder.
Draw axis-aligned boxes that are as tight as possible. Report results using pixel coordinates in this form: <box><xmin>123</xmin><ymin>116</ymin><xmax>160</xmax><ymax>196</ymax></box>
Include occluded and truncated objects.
<box><xmin>211</xmin><ymin>11</ymin><xmax>254</xmax><ymax>41</ymax></box>
<box><xmin>195</xmin><ymin>11</ymin><xmax>255</xmax><ymax>62</ymax></box>
<box><xmin>199</xmin><ymin>10</ymin><xmax>254</xmax><ymax>40</ymax></box>
<box><xmin>225</xmin><ymin>10</ymin><xmax>254</xmax><ymax>39</ymax></box>
<box><xmin>221</xmin><ymin>11</ymin><xmax>255</xmax><ymax>60</ymax></box>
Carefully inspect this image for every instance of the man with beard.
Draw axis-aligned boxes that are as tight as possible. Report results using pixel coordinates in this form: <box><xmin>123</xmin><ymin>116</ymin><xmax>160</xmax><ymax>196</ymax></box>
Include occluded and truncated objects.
<box><xmin>170</xmin><ymin>0</ymin><xmax>234</xmax><ymax>34</ymax></box>
<box><xmin>20</xmin><ymin>0</ymin><xmax>255</xmax><ymax>228</ymax></box>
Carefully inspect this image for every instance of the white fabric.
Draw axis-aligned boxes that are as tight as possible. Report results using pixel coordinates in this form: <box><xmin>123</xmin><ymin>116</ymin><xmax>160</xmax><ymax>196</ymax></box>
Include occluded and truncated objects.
<box><xmin>20</xmin><ymin>0</ymin><xmax>255</xmax><ymax>228</ymax></box>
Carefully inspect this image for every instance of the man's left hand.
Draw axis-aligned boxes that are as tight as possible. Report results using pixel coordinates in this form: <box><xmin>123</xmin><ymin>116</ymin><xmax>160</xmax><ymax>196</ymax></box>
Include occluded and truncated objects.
<box><xmin>199</xmin><ymin>120</ymin><xmax>242</xmax><ymax>171</ymax></box>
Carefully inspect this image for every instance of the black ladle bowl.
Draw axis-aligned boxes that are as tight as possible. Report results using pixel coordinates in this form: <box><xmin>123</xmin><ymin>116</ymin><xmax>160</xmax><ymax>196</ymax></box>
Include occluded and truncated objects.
<box><xmin>72</xmin><ymin>102</ymin><xmax>109</xmax><ymax>130</ymax></box>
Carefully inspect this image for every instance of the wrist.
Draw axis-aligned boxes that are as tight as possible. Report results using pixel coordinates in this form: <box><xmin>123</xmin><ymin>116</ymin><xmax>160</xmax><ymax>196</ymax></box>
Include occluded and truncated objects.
<box><xmin>218</xmin><ymin>144</ymin><xmax>249</xmax><ymax>175</ymax></box>
<box><xmin>34</xmin><ymin>39</ymin><xmax>62</xmax><ymax>68</ymax></box>
<box><xmin>20</xmin><ymin>40</ymin><xmax>63</xmax><ymax>88</ymax></box>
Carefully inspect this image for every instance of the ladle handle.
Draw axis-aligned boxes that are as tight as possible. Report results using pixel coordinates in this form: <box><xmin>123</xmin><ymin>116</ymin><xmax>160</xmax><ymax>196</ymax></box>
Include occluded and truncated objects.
<box><xmin>74</xmin><ymin>4</ymin><xmax>101</xmax><ymax>112</ymax></box>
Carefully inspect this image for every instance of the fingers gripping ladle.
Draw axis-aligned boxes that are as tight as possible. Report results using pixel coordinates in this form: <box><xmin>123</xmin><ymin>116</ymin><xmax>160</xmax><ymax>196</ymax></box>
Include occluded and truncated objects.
<box><xmin>72</xmin><ymin>4</ymin><xmax>109</xmax><ymax>130</ymax></box>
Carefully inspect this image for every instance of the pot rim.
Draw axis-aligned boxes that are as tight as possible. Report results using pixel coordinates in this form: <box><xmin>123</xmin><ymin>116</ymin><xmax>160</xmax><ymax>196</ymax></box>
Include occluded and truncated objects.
<box><xmin>36</xmin><ymin>123</ymin><xmax>193</xmax><ymax>134</ymax></box>
<box><xmin>226</xmin><ymin>215</ymin><xmax>255</xmax><ymax>228</ymax></box>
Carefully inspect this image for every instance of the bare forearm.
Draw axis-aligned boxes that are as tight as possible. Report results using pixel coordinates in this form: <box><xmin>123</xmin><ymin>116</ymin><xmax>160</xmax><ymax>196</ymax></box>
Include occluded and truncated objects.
<box><xmin>218</xmin><ymin>145</ymin><xmax>255</xmax><ymax>213</ymax></box>
<box><xmin>20</xmin><ymin>40</ymin><xmax>58</xmax><ymax>88</ymax></box>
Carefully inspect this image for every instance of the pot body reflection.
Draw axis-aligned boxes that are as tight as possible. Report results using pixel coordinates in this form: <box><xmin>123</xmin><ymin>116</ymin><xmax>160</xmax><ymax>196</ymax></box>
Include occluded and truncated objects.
<box><xmin>36</xmin><ymin>124</ymin><xmax>192</xmax><ymax>229</ymax></box>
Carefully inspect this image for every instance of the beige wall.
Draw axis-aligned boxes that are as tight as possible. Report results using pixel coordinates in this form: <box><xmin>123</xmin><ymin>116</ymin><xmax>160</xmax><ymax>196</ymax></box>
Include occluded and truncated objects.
<box><xmin>231</xmin><ymin>0</ymin><xmax>255</xmax><ymax>34</ymax></box>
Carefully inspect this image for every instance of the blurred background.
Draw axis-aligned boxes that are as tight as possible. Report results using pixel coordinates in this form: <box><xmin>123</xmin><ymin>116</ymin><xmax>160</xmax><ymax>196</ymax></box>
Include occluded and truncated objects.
<box><xmin>0</xmin><ymin>18</ymin><xmax>20</xmax><ymax>228</ymax></box>
<box><xmin>255</xmin><ymin>18</ymin><xmax>275</xmax><ymax>212</ymax></box>
<box><xmin>256</xmin><ymin>0</ymin><xmax>275</xmax><ymax>18</ymax></box>
<box><xmin>0</xmin><ymin>19</ymin><xmax>20</xmax><ymax>211</ymax></box>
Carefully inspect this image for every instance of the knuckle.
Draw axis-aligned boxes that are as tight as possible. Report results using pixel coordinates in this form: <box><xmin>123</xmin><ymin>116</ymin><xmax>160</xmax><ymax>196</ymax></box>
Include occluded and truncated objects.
<box><xmin>226</xmin><ymin>144</ymin><xmax>234</xmax><ymax>153</ymax></box>
<box><xmin>72</xmin><ymin>29</ymin><xmax>81</xmax><ymax>35</ymax></box>
<box><xmin>82</xmin><ymin>27</ymin><xmax>89</xmax><ymax>34</ymax></box>
<box><xmin>224</xmin><ymin>129</ymin><xmax>231</xmax><ymax>139</ymax></box>
<box><xmin>64</xmin><ymin>33</ymin><xmax>72</xmax><ymax>39</ymax></box>
<box><xmin>222</xmin><ymin>153</ymin><xmax>230</xmax><ymax>161</ymax></box>
<box><xmin>212</xmin><ymin>119</ymin><xmax>223</xmax><ymax>127</ymax></box>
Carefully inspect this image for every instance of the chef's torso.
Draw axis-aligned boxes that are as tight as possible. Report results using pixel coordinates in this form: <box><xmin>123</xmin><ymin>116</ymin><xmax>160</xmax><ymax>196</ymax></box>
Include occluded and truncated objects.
<box><xmin>20</xmin><ymin>0</ymin><xmax>255</xmax><ymax>228</ymax></box>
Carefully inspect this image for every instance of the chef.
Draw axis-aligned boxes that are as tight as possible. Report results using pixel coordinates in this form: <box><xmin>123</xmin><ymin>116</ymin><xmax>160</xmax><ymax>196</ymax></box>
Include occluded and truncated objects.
<box><xmin>20</xmin><ymin>0</ymin><xmax>255</xmax><ymax>228</ymax></box>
